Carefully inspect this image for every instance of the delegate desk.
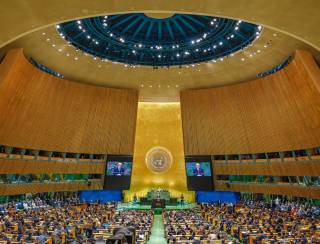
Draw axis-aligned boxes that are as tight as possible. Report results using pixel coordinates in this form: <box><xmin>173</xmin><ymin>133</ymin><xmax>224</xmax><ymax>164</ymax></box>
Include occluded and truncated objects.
<box><xmin>151</xmin><ymin>199</ymin><xmax>166</xmax><ymax>208</ymax></box>
<box><xmin>140</xmin><ymin>190</ymin><xmax>178</xmax><ymax>206</ymax></box>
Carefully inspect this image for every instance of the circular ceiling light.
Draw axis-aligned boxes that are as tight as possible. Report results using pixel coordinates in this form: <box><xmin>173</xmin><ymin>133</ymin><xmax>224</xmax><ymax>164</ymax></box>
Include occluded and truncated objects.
<box><xmin>57</xmin><ymin>13</ymin><xmax>262</xmax><ymax>67</ymax></box>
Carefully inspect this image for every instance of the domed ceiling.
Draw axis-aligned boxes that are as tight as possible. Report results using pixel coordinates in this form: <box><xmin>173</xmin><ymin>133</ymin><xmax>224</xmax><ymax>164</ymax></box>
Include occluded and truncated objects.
<box><xmin>57</xmin><ymin>13</ymin><xmax>262</xmax><ymax>67</ymax></box>
<box><xmin>2</xmin><ymin>10</ymin><xmax>319</xmax><ymax>102</ymax></box>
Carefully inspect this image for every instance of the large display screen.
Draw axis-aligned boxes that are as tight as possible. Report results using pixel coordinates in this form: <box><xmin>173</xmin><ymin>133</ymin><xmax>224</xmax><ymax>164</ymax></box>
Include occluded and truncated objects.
<box><xmin>106</xmin><ymin>161</ymin><xmax>132</xmax><ymax>176</ymax></box>
<box><xmin>103</xmin><ymin>155</ymin><xmax>132</xmax><ymax>190</ymax></box>
<box><xmin>186</xmin><ymin>162</ymin><xmax>212</xmax><ymax>176</ymax></box>
<box><xmin>185</xmin><ymin>156</ymin><xmax>214</xmax><ymax>191</ymax></box>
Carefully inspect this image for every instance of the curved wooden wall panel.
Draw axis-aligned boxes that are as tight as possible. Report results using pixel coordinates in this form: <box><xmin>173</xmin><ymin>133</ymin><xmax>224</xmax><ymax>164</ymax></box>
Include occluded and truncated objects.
<box><xmin>0</xmin><ymin>159</ymin><xmax>105</xmax><ymax>174</ymax></box>
<box><xmin>0</xmin><ymin>49</ymin><xmax>138</xmax><ymax>154</ymax></box>
<box><xmin>181</xmin><ymin>50</ymin><xmax>320</xmax><ymax>155</ymax></box>
<box><xmin>214</xmin><ymin>161</ymin><xmax>320</xmax><ymax>176</ymax></box>
<box><xmin>0</xmin><ymin>180</ymin><xmax>103</xmax><ymax>196</ymax></box>
<box><xmin>215</xmin><ymin>181</ymin><xmax>320</xmax><ymax>199</ymax></box>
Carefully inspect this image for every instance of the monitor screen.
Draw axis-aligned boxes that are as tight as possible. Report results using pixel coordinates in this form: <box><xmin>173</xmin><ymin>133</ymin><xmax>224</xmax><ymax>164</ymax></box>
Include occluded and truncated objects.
<box><xmin>186</xmin><ymin>162</ymin><xmax>212</xmax><ymax>176</ymax></box>
<box><xmin>106</xmin><ymin>161</ymin><xmax>132</xmax><ymax>176</ymax></box>
<box><xmin>185</xmin><ymin>156</ymin><xmax>214</xmax><ymax>191</ymax></box>
<box><xmin>104</xmin><ymin>155</ymin><xmax>133</xmax><ymax>190</ymax></box>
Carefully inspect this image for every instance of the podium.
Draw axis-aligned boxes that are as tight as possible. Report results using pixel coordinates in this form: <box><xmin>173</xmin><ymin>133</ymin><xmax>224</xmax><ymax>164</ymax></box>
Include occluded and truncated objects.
<box><xmin>147</xmin><ymin>190</ymin><xmax>170</xmax><ymax>201</ymax></box>
<box><xmin>151</xmin><ymin>199</ymin><xmax>166</xmax><ymax>208</ymax></box>
<box><xmin>139</xmin><ymin>189</ymin><xmax>178</xmax><ymax>206</ymax></box>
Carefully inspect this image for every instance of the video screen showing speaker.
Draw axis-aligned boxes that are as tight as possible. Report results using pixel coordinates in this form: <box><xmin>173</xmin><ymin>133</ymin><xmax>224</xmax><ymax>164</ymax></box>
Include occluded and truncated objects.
<box><xmin>185</xmin><ymin>156</ymin><xmax>214</xmax><ymax>191</ymax></box>
<box><xmin>104</xmin><ymin>155</ymin><xmax>132</xmax><ymax>190</ymax></box>
<box><xmin>106</xmin><ymin>161</ymin><xmax>132</xmax><ymax>176</ymax></box>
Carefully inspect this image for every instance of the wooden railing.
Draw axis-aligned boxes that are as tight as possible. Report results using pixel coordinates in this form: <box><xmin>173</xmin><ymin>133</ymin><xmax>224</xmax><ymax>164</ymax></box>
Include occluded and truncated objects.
<box><xmin>0</xmin><ymin>180</ymin><xmax>103</xmax><ymax>195</ymax></box>
<box><xmin>215</xmin><ymin>181</ymin><xmax>320</xmax><ymax>199</ymax></box>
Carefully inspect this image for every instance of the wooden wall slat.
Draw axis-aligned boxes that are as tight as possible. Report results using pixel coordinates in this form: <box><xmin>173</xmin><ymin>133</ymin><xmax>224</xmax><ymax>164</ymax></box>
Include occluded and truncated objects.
<box><xmin>0</xmin><ymin>181</ymin><xmax>103</xmax><ymax>196</ymax></box>
<box><xmin>0</xmin><ymin>49</ymin><xmax>138</xmax><ymax>154</ymax></box>
<box><xmin>215</xmin><ymin>181</ymin><xmax>320</xmax><ymax>199</ymax></box>
<box><xmin>214</xmin><ymin>161</ymin><xmax>320</xmax><ymax>176</ymax></box>
<box><xmin>0</xmin><ymin>159</ymin><xmax>105</xmax><ymax>174</ymax></box>
<box><xmin>181</xmin><ymin>50</ymin><xmax>320</xmax><ymax>155</ymax></box>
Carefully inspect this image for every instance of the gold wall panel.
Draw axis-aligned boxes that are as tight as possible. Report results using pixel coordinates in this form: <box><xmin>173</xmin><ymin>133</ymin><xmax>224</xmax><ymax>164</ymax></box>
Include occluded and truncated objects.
<box><xmin>0</xmin><ymin>49</ymin><xmax>138</xmax><ymax>154</ymax></box>
<box><xmin>125</xmin><ymin>102</ymin><xmax>194</xmax><ymax>202</ymax></box>
<box><xmin>181</xmin><ymin>50</ymin><xmax>320</xmax><ymax>155</ymax></box>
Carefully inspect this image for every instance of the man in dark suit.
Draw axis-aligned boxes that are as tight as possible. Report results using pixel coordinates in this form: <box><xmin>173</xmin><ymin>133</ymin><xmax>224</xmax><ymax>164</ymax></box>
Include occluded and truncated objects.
<box><xmin>113</xmin><ymin>162</ymin><xmax>125</xmax><ymax>176</ymax></box>
<box><xmin>193</xmin><ymin>163</ymin><xmax>204</xmax><ymax>176</ymax></box>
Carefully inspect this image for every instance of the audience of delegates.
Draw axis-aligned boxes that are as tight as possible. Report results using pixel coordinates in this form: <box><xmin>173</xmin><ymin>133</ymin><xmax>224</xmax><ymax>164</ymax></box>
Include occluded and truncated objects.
<box><xmin>0</xmin><ymin>197</ymin><xmax>116</xmax><ymax>243</ymax></box>
<box><xmin>201</xmin><ymin>201</ymin><xmax>320</xmax><ymax>243</ymax></box>
<box><xmin>0</xmin><ymin>196</ymin><xmax>153</xmax><ymax>243</ymax></box>
<box><xmin>1</xmin><ymin>195</ymin><xmax>319</xmax><ymax>243</ymax></box>
<box><xmin>163</xmin><ymin>209</ymin><xmax>237</xmax><ymax>243</ymax></box>
<box><xmin>104</xmin><ymin>210</ymin><xmax>154</xmax><ymax>243</ymax></box>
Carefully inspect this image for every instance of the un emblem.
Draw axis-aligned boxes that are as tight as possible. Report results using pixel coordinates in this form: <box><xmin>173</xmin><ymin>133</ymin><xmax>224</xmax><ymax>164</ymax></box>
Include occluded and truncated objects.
<box><xmin>146</xmin><ymin>147</ymin><xmax>172</xmax><ymax>173</ymax></box>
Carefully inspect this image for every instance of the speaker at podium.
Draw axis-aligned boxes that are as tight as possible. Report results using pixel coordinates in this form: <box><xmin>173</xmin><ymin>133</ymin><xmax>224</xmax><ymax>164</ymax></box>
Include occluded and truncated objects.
<box><xmin>151</xmin><ymin>198</ymin><xmax>166</xmax><ymax>208</ymax></box>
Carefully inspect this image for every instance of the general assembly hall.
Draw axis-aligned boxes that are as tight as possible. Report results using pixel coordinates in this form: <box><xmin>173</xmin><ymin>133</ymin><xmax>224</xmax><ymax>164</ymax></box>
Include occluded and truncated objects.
<box><xmin>0</xmin><ymin>1</ymin><xmax>319</xmax><ymax>243</ymax></box>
